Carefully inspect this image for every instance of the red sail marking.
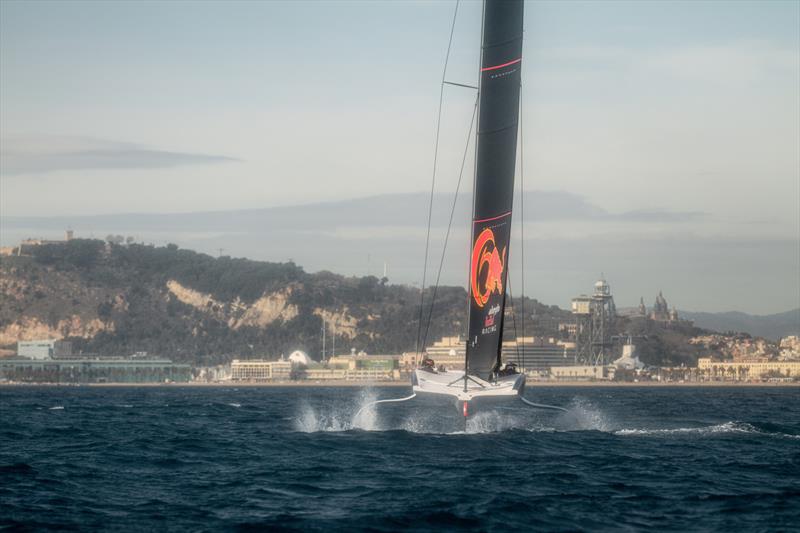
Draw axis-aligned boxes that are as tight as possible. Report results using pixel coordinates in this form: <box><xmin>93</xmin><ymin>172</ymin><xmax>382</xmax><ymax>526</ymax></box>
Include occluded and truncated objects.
<box><xmin>481</xmin><ymin>57</ymin><xmax>522</xmax><ymax>72</ymax></box>
<box><xmin>470</xmin><ymin>228</ymin><xmax>506</xmax><ymax>308</ymax></box>
<box><xmin>473</xmin><ymin>211</ymin><xmax>512</xmax><ymax>224</ymax></box>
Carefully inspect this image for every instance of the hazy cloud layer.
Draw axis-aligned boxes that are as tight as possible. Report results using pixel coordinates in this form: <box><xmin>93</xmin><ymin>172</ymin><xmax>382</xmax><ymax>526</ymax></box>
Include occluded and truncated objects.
<box><xmin>0</xmin><ymin>190</ymin><xmax>704</xmax><ymax>232</ymax></box>
<box><xmin>0</xmin><ymin>136</ymin><xmax>237</xmax><ymax>175</ymax></box>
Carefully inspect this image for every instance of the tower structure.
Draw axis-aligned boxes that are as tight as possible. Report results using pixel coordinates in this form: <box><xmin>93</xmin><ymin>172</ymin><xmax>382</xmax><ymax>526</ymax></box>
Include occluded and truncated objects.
<box><xmin>572</xmin><ymin>276</ymin><xmax>617</xmax><ymax>365</ymax></box>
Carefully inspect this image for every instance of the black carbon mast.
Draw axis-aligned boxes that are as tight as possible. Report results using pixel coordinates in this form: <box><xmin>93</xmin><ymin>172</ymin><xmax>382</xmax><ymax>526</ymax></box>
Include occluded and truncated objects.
<box><xmin>465</xmin><ymin>0</ymin><xmax>524</xmax><ymax>381</ymax></box>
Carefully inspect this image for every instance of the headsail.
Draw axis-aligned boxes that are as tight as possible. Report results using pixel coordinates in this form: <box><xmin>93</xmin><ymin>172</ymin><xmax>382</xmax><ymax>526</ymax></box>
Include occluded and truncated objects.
<box><xmin>465</xmin><ymin>0</ymin><xmax>524</xmax><ymax>380</ymax></box>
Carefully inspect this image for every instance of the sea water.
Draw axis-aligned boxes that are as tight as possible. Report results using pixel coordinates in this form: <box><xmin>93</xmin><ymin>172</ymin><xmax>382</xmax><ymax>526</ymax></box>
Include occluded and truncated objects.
<box><xmin>1</xmin><ymin>386</ymin><xmax>798</xmax><ymax>531</ymax></box>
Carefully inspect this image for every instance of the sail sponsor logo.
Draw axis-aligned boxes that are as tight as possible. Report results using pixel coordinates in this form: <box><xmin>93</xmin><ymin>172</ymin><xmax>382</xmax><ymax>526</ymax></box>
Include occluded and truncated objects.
<box><xmin>470</xmin><ymin>227</ymin><xmax>506</xmax><ymax>309</ymax></box>
<box><xmin>483</xmin><ymin>303</ymin><xmax>501</xmax><ymax>330</ymax></box>
<box><xmin>488</xmin><ymin>67</ymin><xmax>518</xmax><ymax>80</ymax></box>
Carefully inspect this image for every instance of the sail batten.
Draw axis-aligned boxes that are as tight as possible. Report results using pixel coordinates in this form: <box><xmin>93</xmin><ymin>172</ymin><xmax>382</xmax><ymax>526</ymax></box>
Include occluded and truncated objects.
<box><xmin>465</xmin><ymin>0</ymin><xmax>524</xmax><ymax>380</ymax></box>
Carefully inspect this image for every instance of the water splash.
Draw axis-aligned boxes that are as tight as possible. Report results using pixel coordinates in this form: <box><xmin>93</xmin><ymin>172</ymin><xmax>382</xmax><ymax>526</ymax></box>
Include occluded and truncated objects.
<box><xmin>465</xmin><ymin>411</ymin><xmax>523</xmax><ymax>434</ymax></box>
<box><xmin>294</xmin><ymin>389</ymin><xmax>380</xmax><ymax>432</ymax></box>
<box><xmin>553</xmin><ymin>398</ymin><xmax>614</xmax><ymax>432</ymax></box>
<box><xmin>293</xmin><ymin>392</ymin><xmax>624</xmax><ymax>435</ymax></box>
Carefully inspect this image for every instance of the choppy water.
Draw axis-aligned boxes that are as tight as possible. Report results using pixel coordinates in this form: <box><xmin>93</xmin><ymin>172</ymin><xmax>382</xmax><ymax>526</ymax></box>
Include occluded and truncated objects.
<box><xmin>1</xmin><ymin>386</ymin><xmax>798</xmax><ymax>531</ymax></box>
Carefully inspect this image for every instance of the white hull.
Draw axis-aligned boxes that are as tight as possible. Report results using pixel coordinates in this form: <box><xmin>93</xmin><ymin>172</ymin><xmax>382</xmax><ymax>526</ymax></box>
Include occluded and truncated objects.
<box><xmin>412</xmin><ymin>369</ymin><xmax>525</xmax><ymax>404</ymax></box>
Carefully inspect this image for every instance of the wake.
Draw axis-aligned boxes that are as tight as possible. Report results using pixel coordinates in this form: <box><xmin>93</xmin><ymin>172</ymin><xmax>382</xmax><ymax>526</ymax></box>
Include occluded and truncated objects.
<box><xmin>615</xmin><ymin>421</ymin><xmax>800</xmax><ymax>439</ymax></box>
<box><xmin>293</xmin><ymin>394</ymin><xmax>799</xmax><ymax>440</ymax></box>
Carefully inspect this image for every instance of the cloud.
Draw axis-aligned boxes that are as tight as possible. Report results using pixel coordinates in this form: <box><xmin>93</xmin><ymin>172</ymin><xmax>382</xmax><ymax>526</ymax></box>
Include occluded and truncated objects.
<box><xmin>0</xmin><ymin>136</ymin><xmax>238</xmax><ymax>176</ymax></box>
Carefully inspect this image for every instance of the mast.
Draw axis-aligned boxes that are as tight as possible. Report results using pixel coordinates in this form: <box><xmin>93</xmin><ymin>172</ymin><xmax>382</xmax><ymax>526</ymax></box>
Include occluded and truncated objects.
<box><xmin>465</xmin><ymin>0</ymin><xmax>524</xmax><ymax>380</ymax></box>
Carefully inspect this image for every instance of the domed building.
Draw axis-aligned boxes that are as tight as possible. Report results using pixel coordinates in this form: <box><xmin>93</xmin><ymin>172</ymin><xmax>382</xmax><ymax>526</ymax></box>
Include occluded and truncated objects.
<box><xmin>287</xmin><ymin>350</ymin><xmax>314</xmax><ymax>367</ymax></box>
<box><xmin>651</xmin><ymin>291</ymin><xmax>670</xmax><ymax>321</ymax></box>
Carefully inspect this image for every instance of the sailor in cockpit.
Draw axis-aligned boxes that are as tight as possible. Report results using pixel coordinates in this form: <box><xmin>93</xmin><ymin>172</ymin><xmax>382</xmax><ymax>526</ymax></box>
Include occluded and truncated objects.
<box><xmin>420</xmin><ymin>356</ymin><xmax>437</xmax><ymax>373</ymax></box>
<box><xmin>496</xmin><ymin>361</ymin><xmax>519</xmax><ymax>377</ymax></box>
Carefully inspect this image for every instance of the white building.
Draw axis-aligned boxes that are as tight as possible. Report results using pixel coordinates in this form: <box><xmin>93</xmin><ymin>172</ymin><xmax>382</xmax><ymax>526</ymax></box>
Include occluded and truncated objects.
<box><xmin>17</xmin><ymin>340</ymin><xmax>72</xmax><ymax>360</ymax></box>
<box><xmin>230</xmin><ymin>359</ymin><xmax>292</xmax><ymax>381</ymax></box>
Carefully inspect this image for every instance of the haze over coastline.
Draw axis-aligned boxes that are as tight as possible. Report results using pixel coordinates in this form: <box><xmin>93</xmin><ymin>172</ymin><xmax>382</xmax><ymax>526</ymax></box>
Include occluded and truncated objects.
<box><xmin>2</xmin><ymin>191</ymin><xmax>797</xmax><ymax>316</ymax></box>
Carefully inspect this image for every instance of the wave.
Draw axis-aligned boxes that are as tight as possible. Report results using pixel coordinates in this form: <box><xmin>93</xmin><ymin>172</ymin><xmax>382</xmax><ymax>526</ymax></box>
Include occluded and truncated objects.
<box><xmin>48</xmin><ymin>406</ymin><xmax>64</xmax><ymax>410</ymax></box>
<box><xmin>228</xmin><ymin>403</ymin><xmax>242</xmax><ymax>408</ymax></box>
<box><xmin>615</xmin><ymin>421</ymin><xmax>800</xmax><ymax>439</ymax></box>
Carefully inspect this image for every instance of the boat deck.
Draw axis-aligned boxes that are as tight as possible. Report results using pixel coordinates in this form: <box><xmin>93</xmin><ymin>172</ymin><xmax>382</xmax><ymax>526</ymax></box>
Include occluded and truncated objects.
<box><xmin>412</xmin><ymin>369</ymin><xmax>525</xmax><ymax>403</ymax></box>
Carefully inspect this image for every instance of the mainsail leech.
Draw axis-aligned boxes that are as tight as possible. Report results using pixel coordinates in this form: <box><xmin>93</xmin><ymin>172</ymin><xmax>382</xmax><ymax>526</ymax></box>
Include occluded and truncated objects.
<box><xmin>465</xmin><ymin>0</ymin><xmax>524</xmax><ymax>380</ymax></box>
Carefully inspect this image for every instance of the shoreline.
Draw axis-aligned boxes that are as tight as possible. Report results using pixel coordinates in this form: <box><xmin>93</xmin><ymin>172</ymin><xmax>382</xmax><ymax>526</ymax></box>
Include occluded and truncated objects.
<box><xmin>1</xmin><ymin>380</ymin><xmax>798</xmax><ymax>388</ymax></box>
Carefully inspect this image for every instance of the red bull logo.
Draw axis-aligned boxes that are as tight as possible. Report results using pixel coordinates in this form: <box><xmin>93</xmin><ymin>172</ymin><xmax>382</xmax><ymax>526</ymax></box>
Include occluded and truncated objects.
<box><xmin>470</xmin><ymin>227</ymin><xmax>506</xmax><ymax>308</ymax></box>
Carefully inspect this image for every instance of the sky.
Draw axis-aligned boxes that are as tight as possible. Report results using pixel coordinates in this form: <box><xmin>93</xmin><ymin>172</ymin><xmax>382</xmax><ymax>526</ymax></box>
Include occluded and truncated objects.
<box><xmin>1</xmin><ymin>0</ymin><xmax>798</xmax><ymax>315</ymax></box>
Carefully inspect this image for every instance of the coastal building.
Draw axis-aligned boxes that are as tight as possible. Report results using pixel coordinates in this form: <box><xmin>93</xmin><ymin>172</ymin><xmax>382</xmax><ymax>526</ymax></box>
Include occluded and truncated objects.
<box><xmin>502</xmin><ymin>337</ymin><xmax>577</xmax><ymax>370</ymax></box>
<box><xmin>328</xmin><ymin>352</ymin><xmax>400</xmax><ymax>380</ymax></box>
<box><xmin>697</xmin><ymin>357</ymin><xmax>800</xmax><ymax>380</ymax></box>
<box><xmin>779</xmin><ymin>336</ymin><xmax>800</xmax><ymax>360</ymax></box>
<box><xmin>17</xmin><ymin>339</ymin><xmax>73</xmax><ymax>360</ymax></box>
<box><xmin>0</xmin><ymin>357</ymin><xmax>191</xmax><ymax>383</ymax></box>
<box><xmin>230</xmin><ymin>359</ymin><xmax>292</xmax><ymax>381</ymax></box>
<box><xmin>549</xmin><ymin>365</ymin><xmax>613</xmax><ymax>381</ymax></box>
<box><xmin>612</xmin><ymin>339</ymin><xmax>645</xmax><ymax>370</ymax></box>
<box><xmin>558</xmin><ymin>322</ymin><xmax>577</xmax><ymax>337</ymax></box>
<box><xmin>230</xmin><ymin>353</ymin><xmax>400</xmax><ymax>382</ymax></box>
<box><xmin>690</xmin><ymin>335</ymin><xmax>775</xmax><ymax>360</ymax></box>
<box><xmin>403</xmin><ymin>336</ymin><xmax>577</xmax><ymax>373</ymax></box>
<box><xmin>418</xmin><ymin>336</ymin><xmax>466</xmax><ymax>370</ymax></box>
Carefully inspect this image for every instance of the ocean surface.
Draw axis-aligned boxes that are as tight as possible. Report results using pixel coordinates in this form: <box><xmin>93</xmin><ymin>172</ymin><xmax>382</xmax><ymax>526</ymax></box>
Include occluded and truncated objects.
<box><xmin>1</xmin><ymin>386</ymin><xmax>798</xmax><ymax>532</ymax></box>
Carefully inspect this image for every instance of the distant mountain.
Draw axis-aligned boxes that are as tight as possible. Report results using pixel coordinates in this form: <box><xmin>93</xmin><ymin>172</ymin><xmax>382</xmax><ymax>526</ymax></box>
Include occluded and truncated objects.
<box><xmin>1</xmin><ymin>190</ymin><xmax>701</xmax><ymax>234</ymax></box>
<box><xmin>679</xmin><ymin>309</ymin><xmax>800</xmax><ymax>341</ymax></box>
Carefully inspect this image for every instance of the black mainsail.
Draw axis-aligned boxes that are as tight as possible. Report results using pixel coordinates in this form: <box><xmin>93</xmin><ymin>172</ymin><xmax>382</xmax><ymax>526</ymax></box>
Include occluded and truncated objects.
<box><xmin>465</xmin><ymin>0</ymin><xmax>524</xmax><ymax>380</ymax></box>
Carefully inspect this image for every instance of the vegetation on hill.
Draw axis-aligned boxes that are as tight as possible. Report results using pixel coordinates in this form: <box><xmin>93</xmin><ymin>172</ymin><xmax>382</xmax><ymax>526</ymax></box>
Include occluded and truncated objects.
<box><xmin>0</xmin><ymin>239</ymin><xmax>724</xmax><ymax>366</ymax></box>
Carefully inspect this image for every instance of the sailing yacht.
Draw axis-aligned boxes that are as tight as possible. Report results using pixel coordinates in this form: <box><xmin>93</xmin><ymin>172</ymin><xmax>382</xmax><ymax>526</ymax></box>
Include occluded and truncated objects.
<box><xmin>413</xmin><ymin>0</ymin><xmax>525</xmax><ymax>414</ymax></box>
<box><xmin>358</xmin><ymin>0</ymin><xmax>564</xmax><ymax>421</ymax></box>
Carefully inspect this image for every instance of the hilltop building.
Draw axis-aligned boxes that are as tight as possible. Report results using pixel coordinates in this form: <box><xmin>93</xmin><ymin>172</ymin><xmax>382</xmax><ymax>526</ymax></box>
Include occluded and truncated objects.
<box><xmin>637</xmin><ymin>297</ymin><xmax>647</xmax><ymax>317</ymax></box>
<box><xmin>2</xmin><ymin>230</ymin><xmax>75</xmax><ymax>257</ymax></box>
<box><xmin>648</xmin><ymin>291</ymin><xmax>680</xmax><ymax>323</ymax></box>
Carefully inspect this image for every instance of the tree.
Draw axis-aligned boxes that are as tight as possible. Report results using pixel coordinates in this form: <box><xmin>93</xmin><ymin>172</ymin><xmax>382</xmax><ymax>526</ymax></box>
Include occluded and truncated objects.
<box><xmin>290</xmin><ymin>364</ymin><xmax>307</xmax><ymax>380</ymax></box>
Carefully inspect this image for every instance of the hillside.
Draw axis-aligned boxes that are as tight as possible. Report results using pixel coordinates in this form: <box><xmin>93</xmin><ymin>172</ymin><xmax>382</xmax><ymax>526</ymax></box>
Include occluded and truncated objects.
<box><xmin>1</xmin><ymin>239</ymin><xmax>749</xmax><ymax>367</ymax></box>
<box><xmin>0</xmin><ymin>239</ymin><xmax>568</xmax><ymax>364</ymax></box>
<box><xmin>678</xmin><ymin>309</ymin><xmax>799</xmax><ymax>341</ymax></box>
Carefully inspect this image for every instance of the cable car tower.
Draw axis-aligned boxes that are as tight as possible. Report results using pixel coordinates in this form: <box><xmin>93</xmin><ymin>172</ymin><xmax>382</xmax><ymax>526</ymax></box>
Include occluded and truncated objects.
<box><xmin>572</xmin><ymin>276</ymin><xmax>617</xmax><ymax>365</ymax></box>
